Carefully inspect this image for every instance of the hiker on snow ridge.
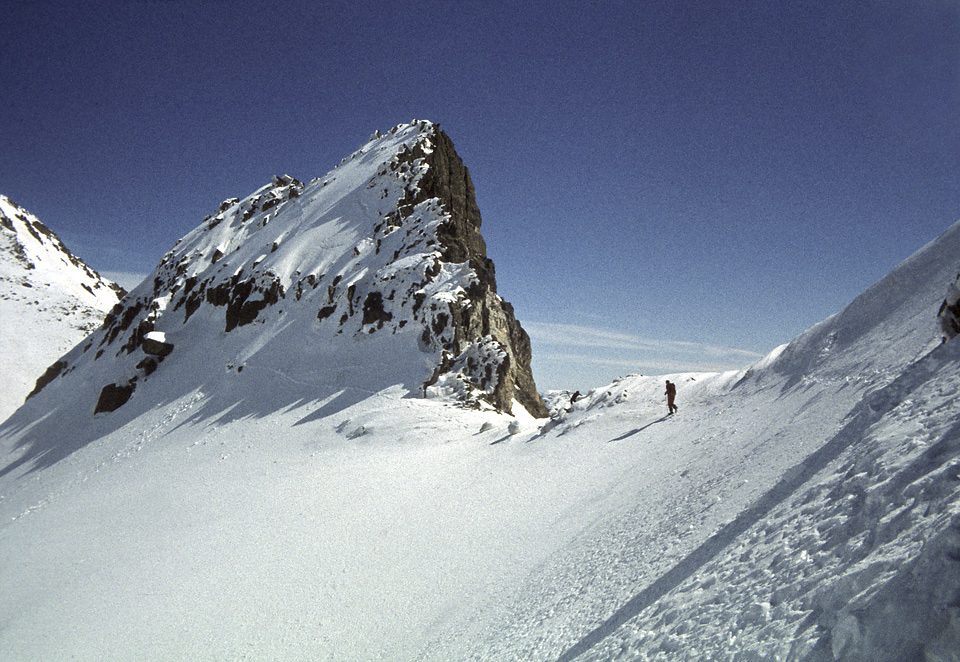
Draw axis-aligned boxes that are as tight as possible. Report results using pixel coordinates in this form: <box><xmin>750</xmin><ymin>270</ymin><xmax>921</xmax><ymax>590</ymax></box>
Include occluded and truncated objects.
<box><xmin>665</xmin><ymin>380</ymin><xmax>678</xmax><ymax>415</ymax></box>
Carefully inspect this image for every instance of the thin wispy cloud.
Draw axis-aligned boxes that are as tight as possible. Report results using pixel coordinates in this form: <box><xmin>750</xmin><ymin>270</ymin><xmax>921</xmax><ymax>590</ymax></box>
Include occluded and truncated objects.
<box><xmin>525</xmin><ymin>321</ymin><xmax>765</xmax><ymax>387</ymax></box>
<box><xmin>535</xmin><ymin>352</ymin><xmax>752</xmax><ymax>374</ymax></box>
<box><xmin>525</xmin><ymin>322</ymin><xmax>763</xmax><ymax>360</ymax></box>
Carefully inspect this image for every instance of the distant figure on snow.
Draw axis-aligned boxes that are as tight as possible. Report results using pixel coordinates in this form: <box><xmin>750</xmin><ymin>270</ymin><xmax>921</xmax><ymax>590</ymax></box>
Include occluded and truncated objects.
<box><xmin>665</xmin><ymin>380</ymin><xmax>678</xmax><ymax>415</ymax></box>
<box><xmin>565</xmin><ymin>390</ymin><xmax>583</xmax><ymax>414</ymax></box>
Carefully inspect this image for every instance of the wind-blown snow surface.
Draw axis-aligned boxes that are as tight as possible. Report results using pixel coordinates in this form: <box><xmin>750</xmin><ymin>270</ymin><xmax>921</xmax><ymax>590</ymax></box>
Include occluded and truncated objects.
<box><xmin>0</xmin><ymin>196</ymin><xmax>122</xmax><ymax>422</ymax></box>
<box><xmin>0</xmin><ymin>203</ymin><xmax>958</xmax><ymax>661</ymax></box>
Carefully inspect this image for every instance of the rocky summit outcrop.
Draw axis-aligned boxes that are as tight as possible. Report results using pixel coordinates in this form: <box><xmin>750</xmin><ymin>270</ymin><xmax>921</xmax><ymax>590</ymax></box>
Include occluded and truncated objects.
<box><xmin>390</xmin><ymin>128</ymin><xmax>545</xmax><ymax>416</ymax></box>
<box><xmin>27</xmin><ymin>121</ymin><xmax>547</xmax><ymax>418</ymax></box>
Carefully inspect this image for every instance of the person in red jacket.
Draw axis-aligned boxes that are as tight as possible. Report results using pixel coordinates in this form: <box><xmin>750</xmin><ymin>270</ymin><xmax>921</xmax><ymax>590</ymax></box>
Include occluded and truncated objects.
<box><xmin>665</xmin><ymin>380</ymin><xmax>678</xmax><ymax>415</ymax></box>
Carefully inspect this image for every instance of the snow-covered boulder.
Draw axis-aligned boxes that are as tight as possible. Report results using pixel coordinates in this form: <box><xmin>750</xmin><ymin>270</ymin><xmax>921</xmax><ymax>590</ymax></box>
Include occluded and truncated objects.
<box><xmin>140</xmin><ymin>331</ymin><xmax>173</xmax><ymax>357</ymax></box>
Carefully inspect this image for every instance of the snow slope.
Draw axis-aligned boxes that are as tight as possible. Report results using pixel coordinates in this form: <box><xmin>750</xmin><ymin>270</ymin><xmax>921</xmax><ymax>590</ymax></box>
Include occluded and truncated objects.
<box><xmin>0</xmin><ymin>196</ymin><xmax>123</xmax><ymax>422</ymax></box>
<box><xmin>0</xmin><ymin>195</ymin><xmax>958</xmax><ymax>657</ymax></box>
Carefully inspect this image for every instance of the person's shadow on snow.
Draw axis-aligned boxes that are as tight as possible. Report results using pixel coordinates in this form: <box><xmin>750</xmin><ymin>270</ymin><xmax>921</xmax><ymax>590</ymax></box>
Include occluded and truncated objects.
<box><xmin>608</xmin><ymin>415</ymin><xmax>671</xmax><ymax>442</ymax></box>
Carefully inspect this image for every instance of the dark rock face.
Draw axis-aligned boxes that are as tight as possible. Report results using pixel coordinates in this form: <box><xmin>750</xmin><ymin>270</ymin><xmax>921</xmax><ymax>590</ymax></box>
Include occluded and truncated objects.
<box><xmin>214</xmin><ymin>273</ymin><xmax>285</xmax><ymax>333</ymax></box>
<box><xmin>411</xmin><ymin>127</ymin><xmax>548</xmax><ymax>417</ymax></box>
<box><xmin>26</xmin><ymin>361</ymin><xmax>68</xmax><ymax>400</ymax></box>
<box><xmin>136</xmin><ymin>357</ymin><xmax>159</xmax><ymax>376</ymax></box>
<box><xmin>362</xmin><ymin>292</ymin><xmax>393</xmax><ymax>328</ymax></box>
<box><xmin>938</xmin><ymin>273</ymin><xmax>960</xmax><ymax>339</ymax></box>
<box><xmin>392</xmin><ymin>128</ymin><xmax>492</xmax><ymax>282</ymax></box>
<box><xmin>141</xmin><ymin>336</ymin><xmax>174</xmax><ymax>357</ymax></box>
<box><xmin>94</xmin><ymin>382</ymin><xmax>135</xmax><ymax>414</ymax></box>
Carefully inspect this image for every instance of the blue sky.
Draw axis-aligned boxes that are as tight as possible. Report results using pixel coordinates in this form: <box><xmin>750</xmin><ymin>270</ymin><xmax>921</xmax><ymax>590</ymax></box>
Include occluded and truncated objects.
<box><xmin>3</xmin><ymin>0</ymin><xmax>958</xmax><ymax>391</ymax></box>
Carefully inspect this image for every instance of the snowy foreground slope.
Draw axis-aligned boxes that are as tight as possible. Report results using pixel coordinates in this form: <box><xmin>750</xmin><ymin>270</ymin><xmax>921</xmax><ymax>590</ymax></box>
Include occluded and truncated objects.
<box><xmin>1</xmin><ymin>164</ymin><xmax>958</xmax><ymax>659</ymax></box>
<box><xmin>0</xmin><ymin>196</ymin><xmax>123</xmax><ymax>422</ymax></box>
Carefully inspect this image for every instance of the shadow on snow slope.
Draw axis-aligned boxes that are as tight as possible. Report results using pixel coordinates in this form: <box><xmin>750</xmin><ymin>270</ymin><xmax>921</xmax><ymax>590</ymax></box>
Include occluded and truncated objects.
<box><xmin>0</xmin><ymin>329</ymin><xmax>428</xmax><ymax>479</ymax></box>
<box><xmin>607</xmin><ymin>415</ymin><xmax>672</xmax><ymax>443</ymax></box>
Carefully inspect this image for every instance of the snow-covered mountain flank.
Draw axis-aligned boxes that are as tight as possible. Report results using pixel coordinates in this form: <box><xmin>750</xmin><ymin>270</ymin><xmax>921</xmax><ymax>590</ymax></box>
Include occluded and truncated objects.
<box><xmin>0</xmin><ymin>121</ymin><xmax>958</xmax><ymax>662</ymax></box>
<box><xmin>0</xmin><ymin>195</ymin><xmax>123</xmax><ymax>422</ymax></box>
<box><xmin>18</xmin><ymin>121</ymin><xmax>544</xmax><ymax>432</ymax></box>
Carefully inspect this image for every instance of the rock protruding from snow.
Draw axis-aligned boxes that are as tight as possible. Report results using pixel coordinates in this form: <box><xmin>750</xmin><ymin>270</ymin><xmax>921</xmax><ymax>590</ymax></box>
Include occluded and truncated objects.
<box><xmin>141</xmin><ymin>331</ymin><xmax>173</xmax><ymax>357</ymax></box>
<box><xmin>93</xmin><ymin>382</ymin><xmax>135</xmax><ymax>414</ymax></box>
<box><xmin>939</xmin><ymin>271</ymin><xmax>960</xmax><ymax>339</ymax></box>
<box><xmin>0</xmin><ymin>196</ymin><xmax>124</xmax><ymax>421</ymax></box>
<box><xmin>21</xmin><ymin>121</ymin><xmax>547</xmax><ymax>418</ymax></box>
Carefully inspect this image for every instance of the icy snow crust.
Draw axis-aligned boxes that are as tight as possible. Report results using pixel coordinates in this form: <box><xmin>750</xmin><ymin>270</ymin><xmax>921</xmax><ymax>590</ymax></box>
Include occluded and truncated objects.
<box><xmin>0</xmin><ymin>196</ymin><xmax>122</xmax><ymax>421</ymax></box>
<box><xmin>1</xmin><ymin>156</ymin><xmax>959</xmax><ymax>658</ymax></box>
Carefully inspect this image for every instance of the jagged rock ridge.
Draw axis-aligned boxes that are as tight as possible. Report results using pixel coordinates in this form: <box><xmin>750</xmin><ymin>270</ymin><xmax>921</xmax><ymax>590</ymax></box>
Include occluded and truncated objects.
<box><xmin>31</xmin><ymin>121</ymin><xmax>547</xmax><ymax>418</ymax></box>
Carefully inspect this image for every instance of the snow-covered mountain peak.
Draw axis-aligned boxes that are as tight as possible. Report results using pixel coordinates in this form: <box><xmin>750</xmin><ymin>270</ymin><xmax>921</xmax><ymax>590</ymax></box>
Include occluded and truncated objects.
<box><xmin>0</xmin><ymin>196</ymin><xmax>124</xmax><ymax>422</ymax></box>
<box><xmin>0</xmin><ymin>195</ymin><xmax>123</xmax><ymax>308</ymax></box>
<box><xmin>19</xmin><ymin>120</ymin><xmax>547</xmax><ymax>428</ymax></box>
<box><xmin>142</xmin><ymin>121</ymin><xmax>438</xmax><ymax>307</ymax></box>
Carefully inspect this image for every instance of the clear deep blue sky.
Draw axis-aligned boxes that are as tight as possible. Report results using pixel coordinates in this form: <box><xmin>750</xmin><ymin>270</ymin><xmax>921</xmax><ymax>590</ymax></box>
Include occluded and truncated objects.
<box><xmin>3</xmin><ymin>0</ymin><xmax>959</xmax><ymax>391</ymax></box>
